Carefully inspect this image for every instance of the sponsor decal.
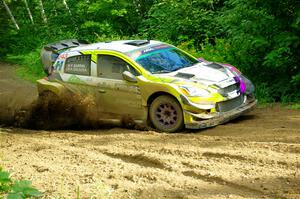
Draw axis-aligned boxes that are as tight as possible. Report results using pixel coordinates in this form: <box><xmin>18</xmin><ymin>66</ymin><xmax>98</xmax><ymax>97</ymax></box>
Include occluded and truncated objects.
<box><xmin>65</xmin><ymin>55</ymin><xmax>91</xmax><ymax>76</ymax></box>
<box><xmin>54</xmin><ymin>60</ymin><xmax>64</xmax><ymax>71</ymax></box>
<box><xmin>227</xmin><ymin>90</ymin><xmax>240</xmax><ymax>99</ymax></box>
<box><xmin>68</xmin><ymin>75</ymin><xmax>85</xmax><ymax>84</ymax></box>
<box><xmin>127</xmin><ymin>44</ymin><xmax>171</xmax><ymax>60</ymax></box>
<box><xmin>59</xmin><ymin>53</ymin><xmax>67</xmax><ymax>59</ymax></box>
<box><xmin>219</xmin><ymin>78</ymin><xmax>236</xmax><ymax>88</ymax></box>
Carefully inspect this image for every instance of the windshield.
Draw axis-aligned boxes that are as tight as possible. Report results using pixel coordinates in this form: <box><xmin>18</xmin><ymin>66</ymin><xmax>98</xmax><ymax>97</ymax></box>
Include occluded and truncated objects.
<box><xmin>131</xmin><ymin>46</ymin><xmax>199</xmax><ymax>73</ymax></box>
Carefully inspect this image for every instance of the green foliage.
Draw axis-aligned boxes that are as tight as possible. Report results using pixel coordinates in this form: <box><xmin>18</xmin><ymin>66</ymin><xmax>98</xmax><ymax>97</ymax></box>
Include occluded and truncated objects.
<box><xmin>216</xmin><ymin>0</ymin><xmax>300</xmax><ymax>102</ymax></box>
<box><xmin>0</xmin><ymin>168</ymin><xmax>41</xmax><ymax>199</ymax></box>
<box><xmin>5</xmin><ymin>50</ymin><xmax>44</xmax><ymax>82</ymax></box>
<box><xmin>0</xmin><ymin>2</ymin><xmax>13</xmax><ymax>58</ymax></box>
<box><xmin>178</xmin><ymin>39</ymin><xmax>233</xmax><ymax>64</ymax></box>
<box><xmin>287</xmin><ymin>103</ymin><xmax>300</xmax><ymax>110</ymax></box>
<box><xmin>1</xmin><ymin>0</ymin><xmax>299</xmax><ymax>102</ymax></box>
<box><xmin>140</xmin><ymin>0</ymin><xmax>222</xmax><ymax>46</ymax></box>
<box><xmin>7</xmin><ymin>181</ymin><xmax>41</xmax><ymax>199</ymax></box>
<box><xmin>0</xmin><ymin>170</ymin><xmax>11</xmax><ymax>192</ymax></box>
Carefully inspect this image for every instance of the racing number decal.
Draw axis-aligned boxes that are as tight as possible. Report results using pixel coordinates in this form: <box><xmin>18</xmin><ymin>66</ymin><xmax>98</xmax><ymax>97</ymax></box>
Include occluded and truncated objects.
<box><xmin>55</xmin><ymin>60</ymin><xmax>64</xmax><ymax>71</ymax></box>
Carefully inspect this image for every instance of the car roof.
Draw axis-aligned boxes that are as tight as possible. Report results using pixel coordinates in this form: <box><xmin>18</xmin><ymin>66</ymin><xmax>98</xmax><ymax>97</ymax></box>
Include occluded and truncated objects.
<box><xmin>69</xmin><ymin>40</ymin><xmax>164</xmax><ymax>53</ymax></box>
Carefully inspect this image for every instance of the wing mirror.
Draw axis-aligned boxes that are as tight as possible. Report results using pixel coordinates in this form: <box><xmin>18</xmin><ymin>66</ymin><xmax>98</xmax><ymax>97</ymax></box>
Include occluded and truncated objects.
<box><xmin>122</xmin><ymin>71</ymin><xmax>137</xmax><ymax>83</ymax></box>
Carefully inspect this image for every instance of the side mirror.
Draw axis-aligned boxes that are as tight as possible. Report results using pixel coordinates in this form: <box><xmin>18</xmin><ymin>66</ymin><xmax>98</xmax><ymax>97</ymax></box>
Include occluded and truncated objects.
<box><xmin>122</xmin><ymin>71</ymin><xmax>137</xmax><ymax>83</ymax></box>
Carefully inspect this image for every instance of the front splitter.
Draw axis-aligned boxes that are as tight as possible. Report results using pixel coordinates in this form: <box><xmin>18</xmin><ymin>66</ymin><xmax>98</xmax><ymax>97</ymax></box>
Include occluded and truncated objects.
<box><xmin>185</xmin><ymin>100</ymin><xmax>257</xmax><ymax>129</ymax></box>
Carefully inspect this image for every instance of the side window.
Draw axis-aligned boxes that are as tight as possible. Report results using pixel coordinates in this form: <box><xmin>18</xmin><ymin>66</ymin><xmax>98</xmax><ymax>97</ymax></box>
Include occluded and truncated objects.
<box><xmin>97</xmin><ymin>55</ymin><xmax>139</xmax><ymax>80</ymax></box>
<box><xmin>64</xmin><ymin>55</ymin><xmax>91</xmax><ymax>76</ymax></box>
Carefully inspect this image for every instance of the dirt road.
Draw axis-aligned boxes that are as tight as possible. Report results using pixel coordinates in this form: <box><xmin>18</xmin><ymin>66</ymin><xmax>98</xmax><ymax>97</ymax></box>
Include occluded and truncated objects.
<box><xmin>0</xmin><ymin>63</ymin><xmax>300</xmax><ymax>199</ymax></box>
<box><xmin>0</xmin><ymin>62</ymin><xmax>37</xmax><ymax>125</ymax></box>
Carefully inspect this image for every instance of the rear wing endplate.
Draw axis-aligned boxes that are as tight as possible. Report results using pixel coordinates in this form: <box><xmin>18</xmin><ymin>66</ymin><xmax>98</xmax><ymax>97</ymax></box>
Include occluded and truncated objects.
<box><xmin>41</xmin><ymin>39</ymin><xmax>90</xmax><ymax>75</ymax></box>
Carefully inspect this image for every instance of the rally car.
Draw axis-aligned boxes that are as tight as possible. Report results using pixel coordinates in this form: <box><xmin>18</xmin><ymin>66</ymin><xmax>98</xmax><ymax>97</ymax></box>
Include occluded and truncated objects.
<box><xmin>38</xmin><ymin>39</ymin><xmax>256</xmax><ymax>132</ymax></box>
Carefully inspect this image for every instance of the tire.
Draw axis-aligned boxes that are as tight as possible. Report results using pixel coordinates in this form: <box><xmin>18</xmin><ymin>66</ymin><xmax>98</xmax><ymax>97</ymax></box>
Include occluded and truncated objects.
<box><xmin>149</xmin><ymin>95</ymin><xmax>184</xmax><ymax>132</ymax></box>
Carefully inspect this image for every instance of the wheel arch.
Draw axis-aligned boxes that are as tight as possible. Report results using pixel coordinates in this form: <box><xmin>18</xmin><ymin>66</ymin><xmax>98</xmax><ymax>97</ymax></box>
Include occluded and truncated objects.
<box><xmin>147</xmin><ymin>91</ymin><xmax>180</xmax><ymax>107</ymax></box>
<box><xmin>37</xmin><ymin>79</ymin><xmax>65</xmax><ymax>97</ymax></box>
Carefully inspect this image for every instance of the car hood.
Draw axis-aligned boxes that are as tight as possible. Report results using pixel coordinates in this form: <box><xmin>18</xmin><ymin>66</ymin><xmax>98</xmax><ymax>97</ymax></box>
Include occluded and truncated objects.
<box><xmin>152</xmin><ymin>62</ymin><xmax>237</xmax><ymax>88</ymax></box>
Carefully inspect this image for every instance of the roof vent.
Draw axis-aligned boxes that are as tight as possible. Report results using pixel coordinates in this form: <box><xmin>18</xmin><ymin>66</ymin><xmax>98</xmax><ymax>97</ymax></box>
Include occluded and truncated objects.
<box><xmin>124</xmin><ymin>40</ymin><xmax>150</xmax><ymax>46</ymax></box>
<box><xmin>205</xmin><ymin>62</ymin><xmax>223</xmax><ymax>69</ymax></box>
<box><xmin>175</xmin><ymin>72</ymin><xmax>195</xmax><ymax>79</ymax></box>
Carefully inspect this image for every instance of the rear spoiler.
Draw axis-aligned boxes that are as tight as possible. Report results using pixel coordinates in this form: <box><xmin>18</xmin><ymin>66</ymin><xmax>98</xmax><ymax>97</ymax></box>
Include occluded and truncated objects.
<box><xmin>41</xmin><ymin>39</ymin><xmax>89</xmax><ymax>75</ymax></box>
<box><xmin>43</xmin><ymin>39</ymin><xmax>90</xmax><ymax>53</ymax></box>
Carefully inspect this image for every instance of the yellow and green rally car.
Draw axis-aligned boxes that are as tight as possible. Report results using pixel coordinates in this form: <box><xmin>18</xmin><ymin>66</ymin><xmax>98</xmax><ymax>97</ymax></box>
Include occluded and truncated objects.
<box><xmin>38</xmin><ymin>39</ymin><xmax>256</xmax><ymax>132</ymax></box>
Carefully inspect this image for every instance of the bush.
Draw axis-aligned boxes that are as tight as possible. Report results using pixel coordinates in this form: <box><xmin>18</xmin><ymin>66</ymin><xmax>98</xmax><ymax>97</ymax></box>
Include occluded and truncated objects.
<box><xmin>0</xmin><ymin>168</ymin><xmax>42</xmax><ymax>199</ymax></box>
<box><xmin>5</xmin><ymin>50</ymin><xmax>44</xmax><ymax>82</ymax></box>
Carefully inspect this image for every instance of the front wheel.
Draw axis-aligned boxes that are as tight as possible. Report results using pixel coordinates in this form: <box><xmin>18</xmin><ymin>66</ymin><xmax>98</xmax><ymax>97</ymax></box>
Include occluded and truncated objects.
<box><xmin>149</xmin><ymin>95</ymin><xmax>184</xmax><ymax>132</ymax></box>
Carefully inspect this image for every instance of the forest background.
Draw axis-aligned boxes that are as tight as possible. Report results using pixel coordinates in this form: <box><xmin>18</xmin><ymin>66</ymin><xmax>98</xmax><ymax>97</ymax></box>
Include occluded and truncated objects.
<box><xmin>0</xmin><ymin>0</ymin><xmax>299</xmax><ymax>103</ymax></box>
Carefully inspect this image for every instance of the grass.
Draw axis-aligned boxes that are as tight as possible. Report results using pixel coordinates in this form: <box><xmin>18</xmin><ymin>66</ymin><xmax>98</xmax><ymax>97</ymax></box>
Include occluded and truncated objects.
<box><xmin>286</xmin><ymin>103</ymin><xmax>300</xmax><ymax>110</ymax></box>
<box><xmin>5</xmin><ymin>50</ymin><xmax>45</xmax><ymax>82</ymax></box>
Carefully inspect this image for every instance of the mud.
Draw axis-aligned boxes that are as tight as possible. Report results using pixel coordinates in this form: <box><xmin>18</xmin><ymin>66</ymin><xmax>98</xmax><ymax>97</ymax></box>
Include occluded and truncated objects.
<box><xmin>0</xmin><ymin>62</ymin><xmax>300</xmax><ymax>199</ymax></box>
<box><xmin>14</xmin><ymin>92</ymin><xmax>100</xmax><ymax>130</ymax></box>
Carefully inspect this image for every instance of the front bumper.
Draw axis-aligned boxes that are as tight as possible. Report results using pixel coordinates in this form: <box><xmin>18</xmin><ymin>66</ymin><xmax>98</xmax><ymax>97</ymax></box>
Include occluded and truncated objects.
<box><xmin>184</xmin><ymin>99</ymin><xmax>257</xmax><ymax>129</ymax></box>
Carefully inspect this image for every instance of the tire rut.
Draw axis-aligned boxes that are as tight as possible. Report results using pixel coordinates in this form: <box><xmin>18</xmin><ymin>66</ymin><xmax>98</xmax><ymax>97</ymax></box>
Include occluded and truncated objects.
<box><xmin>202</xmin><ymin>151</ymin><xmax>248</xmax><ymax>161</ymax></box>
<box><xmin>102</xmin><ymin>151</ymin><xmax>166</xmax><ymax>169</ymax></box>
<box><xmin>182</xmin><ymin>170</ymin><xmax>267</xmax><ymax>197</ymax></box>
<box><xmin>201</xmin><ymin>151</ymin><xmax>300</xmax><ymax>169</ymax></box>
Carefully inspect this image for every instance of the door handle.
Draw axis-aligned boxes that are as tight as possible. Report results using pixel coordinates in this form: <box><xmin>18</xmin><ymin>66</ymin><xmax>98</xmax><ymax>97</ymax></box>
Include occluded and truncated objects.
<box><xmin>98</xmin><ymin>89</ymin><xmax>106</xmax><ymax>93</ymax></box>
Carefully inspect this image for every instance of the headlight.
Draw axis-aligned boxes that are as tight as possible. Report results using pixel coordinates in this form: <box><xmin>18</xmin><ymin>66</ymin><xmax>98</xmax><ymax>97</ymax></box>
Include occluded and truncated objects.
<box><xmin>179</xmin><ymin>85</ymin><xmax>210</xmax><ymax>97</ymax></box>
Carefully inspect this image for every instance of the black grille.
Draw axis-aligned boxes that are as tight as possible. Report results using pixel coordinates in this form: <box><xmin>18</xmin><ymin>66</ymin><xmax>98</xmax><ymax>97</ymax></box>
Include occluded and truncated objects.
<box><xmin>216</xmin><ymin>95</ymin><xmax>244</xmax><ymax>112</ymax></box>
<box><xmin>218</xmin><ymin>83</ymin><xmax>239</xmax><ymax>96</ymax></box>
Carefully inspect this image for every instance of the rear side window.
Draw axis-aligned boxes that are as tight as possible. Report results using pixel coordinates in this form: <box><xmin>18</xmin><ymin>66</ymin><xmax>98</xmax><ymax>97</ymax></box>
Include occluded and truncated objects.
<box><xmin>97</xmin><ymin>55</ymin><xmax>139</xmax><ymax>80</ymax></box>
<box><xmin>64</xmin><ymin>55</ymin><xmax>91</xmax><ymax>76</ymax></box>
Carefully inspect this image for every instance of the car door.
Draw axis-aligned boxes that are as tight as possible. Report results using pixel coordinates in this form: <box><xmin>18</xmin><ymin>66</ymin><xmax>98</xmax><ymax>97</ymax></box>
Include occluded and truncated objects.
<box><xmin>94</xmin><ymin>54</ymin><xmax>144</xmax><ymax>120</ymax></box>
<box><xmin>59</xmin><ymin>53</ymin><xmax>105</xmax><ymax>117</ymax></box>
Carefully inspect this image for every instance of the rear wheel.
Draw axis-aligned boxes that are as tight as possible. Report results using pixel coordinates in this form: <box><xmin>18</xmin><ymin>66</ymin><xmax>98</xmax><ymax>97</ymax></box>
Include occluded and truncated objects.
<box><xmin>149</xmin><ymin>95</ymin><xmax>184</xmax><ymax>132</ymax></box>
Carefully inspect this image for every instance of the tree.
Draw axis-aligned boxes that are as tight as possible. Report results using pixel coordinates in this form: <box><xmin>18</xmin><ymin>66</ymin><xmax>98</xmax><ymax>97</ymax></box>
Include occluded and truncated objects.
<box><xmin>38</xmin><ymin>0</ymin><xmax>47</xmax><ymax>24</ymax></box>
<box><xmin>139</xmin><ymin>0</ymin><xmax>222</xmax><ymax>47</ymax></box>
<box><xmin>218</xmin><ymin>0</ymin><xmax>300</xmax><ymax>101</ymax></box>
<box><xmin>2</xmin><ymin>0</ymin><xmax>19</xmax><ymax>30</ymax></box>
<box><xmin>24</xmin><ymin>0</ymin><xmax>34</xmax><ymax>24</ymax></box>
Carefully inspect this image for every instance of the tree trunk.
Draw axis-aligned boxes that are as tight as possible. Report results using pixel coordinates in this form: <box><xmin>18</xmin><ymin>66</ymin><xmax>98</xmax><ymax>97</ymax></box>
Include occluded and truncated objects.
<box><xmin>62</xmin><ymin>0</ymin><xmax>78</xmax><ymax>30</ymax></box>
<box><xmin>38</xmin><ymin>0</ymin><xmax>47</xmax><ymax>24</ymax></box>
<box><xmin>23</xmin><ymin>0</ymin><xmax>34</xmax><ymax>24</ymax></box>
<box><xmin>62</xmin><ymin>0</ymin><xmax>72</xmax><ymax>16</ymax></box>
<box><xmin>2</xmin><ymin>0</ymin><xmax>19</xmax><ymax>30</ymax></box>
